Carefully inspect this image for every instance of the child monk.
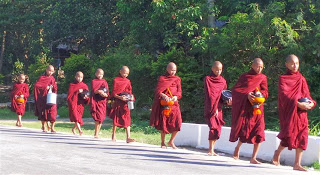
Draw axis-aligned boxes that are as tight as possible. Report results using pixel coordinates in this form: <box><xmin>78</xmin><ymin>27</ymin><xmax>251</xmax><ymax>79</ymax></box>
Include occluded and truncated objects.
<box><xmin>109</xmin><ymin>66</ymin><xmax>136</xmax><ymax>143</ymax></box>
<box><xmin>150</xmin><ymin>62</ymin><xmax>182</xmax><ymax>149</ymax></box>
<box><xmin>11</xmin><ymin>74</ymin><xmax>29</xmax><ymax>127</ymax></box>
<box><xmin>91</xmin><ymin>68</ymin><xmax>109</xmax><ymax>138</ymax></box>
<box><xmin>229</xmin><ymin>58</ymin><xmax>268</xmax><ymax>164</ymax></box>
<box><xmin>67</xmin><ymin>71</ymin><xmax>90</xmax><ymax>136</ymax></box>
<box><xmin>204</xmin><ymin>61</ymin><xmax>231</xmax><ymax>156</ymax></box>
<box><xmin>34</xmin><ymin>65</ymin><xmax>58</xmax><ymax>133</ymax></box>
<box><xmin>272</xmin><ymin>54</ymin><xmax>316</xmax><ymax>171</ymax></box>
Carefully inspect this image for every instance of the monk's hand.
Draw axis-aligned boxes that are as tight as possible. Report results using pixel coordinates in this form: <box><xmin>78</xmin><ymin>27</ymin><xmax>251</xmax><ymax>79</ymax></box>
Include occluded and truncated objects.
<box><xmin>102</xmin><ymin>93</ymin><xmax>108</xmax><ymax>98</ymax></box>
<box><xmin>46</xmin><ymin>86</ymin><xmax>50</xmax><ymax>90</ymax></box>
<box><xmin>214</xmin><ymin>109</ymin><xmax>219</xmax><ymax>118</ymax></box>
<box><xmin>20</xmin><ymin>94</ymin><xmax>24</xmax><ymax>98</ymax></box>
<box><xmin>305</xmin><ymin>101</ymin><xmax>314</xmax><ymax>110</ymax></box>
<box><xmin>227</xmin><ymin>98</ymin><xmax>232</xmax><ymax>105</ymax></box>
<box><xmin>248</xmin><ymin>92</ymin><xmax>255</xmax><ymax>103</ymax></box>
<box><xmin>121</xmin><ymin>95</ymin><xmax>127</xmax><ymax>101</ymax></box>
<box><xmin>297</xmin><ymin>102</ymin><xmax>313</xmax><ymax>110</ymax></box>
<box><xmin>172</xmin><ymin>96</ymin><xmax>178</xmax><ymax>101</ymax></box>
<box><xmin>161</xmin><ymin>93</ymin><xmax>170</xmax><ymax>102</ymax></box>
<box><xmin>79</xmin><ymin>89</ymin><xmax>83</xmax><ymax>93</ymax></box>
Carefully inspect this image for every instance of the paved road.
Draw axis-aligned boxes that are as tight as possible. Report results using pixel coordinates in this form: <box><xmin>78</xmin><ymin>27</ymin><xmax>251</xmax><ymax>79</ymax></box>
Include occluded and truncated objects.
<box><xmin>0</xmin><ymin>125</ymin><xmax>318</xmax><ymax>175</ymax></box>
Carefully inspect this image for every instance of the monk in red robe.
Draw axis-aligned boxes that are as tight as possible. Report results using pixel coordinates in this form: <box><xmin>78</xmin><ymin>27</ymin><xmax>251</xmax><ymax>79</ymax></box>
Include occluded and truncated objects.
<box><xmin>150</xmin><ymin>62</ymin><xmax>182</xmax><ymax>149</ymax></box>
<box><xmin>272</xmin><ymin>54</ymin><xmax>316</xmax><ymax>171</ymax></box>
<box><xmin>34</xmin><ymin>65</ymin><xmax>58</xmax><ymax>133</ymax></box>
<box><xmin>229</xmin><ymin>58</ymin><xmax>268</xmax><ymax>164</ymax></box>
<box><xmin>11</xmin><ymin>74</ymin><xmax>29</xmax><ymax>127</ymax></box>
<box><xmin>204</xmin><ymin>61</ymin><xmax>232</xmax><ymax>156</ymax></box>
<box><xmin>67</xmin><ymin>71</ymin><xmax>90</xmax><ymax>136</ymax></box>
<box><xmin>91</xmin><ymin>68</ymin><xmax>109</xmax><ymax>138</ymax></box>
<box><xmin>109</xmin><ymin>66</ymin><xmax>136</xmax><ymax>143</ymax></box>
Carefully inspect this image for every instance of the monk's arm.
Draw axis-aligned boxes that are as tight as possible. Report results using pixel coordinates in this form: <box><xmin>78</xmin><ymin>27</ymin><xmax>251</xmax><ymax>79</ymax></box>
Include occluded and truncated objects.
<box><xmin>176</xmin><ymin>79</ymin><xmax>182</xmax><ymax>100</ymax></box>
<box><xmin>24</xmin><ymin>85</ymin><xmax>30</xmax><ymax>98</ymax></box>
<box><xmin>260</xmin><ymin>76</ymin><xmax>269</xmax><ymax>99</ymax></box>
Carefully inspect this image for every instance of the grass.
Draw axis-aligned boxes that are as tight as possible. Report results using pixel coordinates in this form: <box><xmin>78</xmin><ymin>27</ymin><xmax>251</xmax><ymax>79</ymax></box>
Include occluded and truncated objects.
<box><xmin>0</xmin><ymin>108</ymin><xmax>168</xmax><ymax>146</ymax></box>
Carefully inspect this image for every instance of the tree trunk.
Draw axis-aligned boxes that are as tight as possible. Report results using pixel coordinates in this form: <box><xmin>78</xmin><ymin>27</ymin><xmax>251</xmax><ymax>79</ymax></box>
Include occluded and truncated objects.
<box><xmin>0</xmin><ymin>31</ymin><xmax>7</xmax><ymax>73</ymax></box>
<box><xmin>208</xmin><ymin>0</ymin><xmax>216</xmax><ymax>28</ymax></box>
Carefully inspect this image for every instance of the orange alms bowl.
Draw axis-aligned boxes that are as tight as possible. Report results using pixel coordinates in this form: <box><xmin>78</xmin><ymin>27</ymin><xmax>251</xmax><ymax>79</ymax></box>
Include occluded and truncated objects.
<box><xmin>15</xmin><ymin>97</ymin><xmax>25</xmax><ymax>104</ymax></box>
<box><xmin>160</xmin><ymin>100</ymin><xmax>174</xmax><ymax>106</ymax></box>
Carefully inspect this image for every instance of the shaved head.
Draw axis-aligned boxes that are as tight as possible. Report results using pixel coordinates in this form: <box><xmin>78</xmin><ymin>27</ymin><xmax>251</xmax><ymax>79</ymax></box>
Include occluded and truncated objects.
<box><xmin>45</xmin><ymin>65</ymin><xmax>55</xmax><ymax>76</ymax></box>
<box><xmin>95</xmin><ymin>68</ymin><xmax>104</xmax><ymax>79</ymax></box>
<box><xmin>286</xmin><ymin>54</ymin><xmax>299</xmax><ymax>63</ymax></box>
<box><xmin>251</xmin><ymin>58</ymin><xmax>264</xmax><ymax>74</ymax></box>
<box><xmin>285</xmin><ymin>54</ymin><xmax>300</xmax><ymax>73</ymax></box>
<box><xmin>18</xmin><ymin>74</ymin><xmax>25</xmax><ymax>79</ymax></box>
<box><xmin>47</xmin><ymin>65</ymin><xmax>54</xmax><ymax>71</ymax></box>
<box><xmin>96</xmin><ymin>68</ymin><xmax>104</xmax><ymax>74</ymax></box>
<box><xmin>120</xmin><ymin>65</ymin><xmax>130</xmax><ymax>78</ymax></box>
<box><xmin>18</xmin><ymin>73</ymin><xmax>26</xmax><ymax>83</ymax></box>
<box><xmin>211</xmin><ymin>61</ymin><xmax>223</xmax><ymax>76</ymax></box>
<box><xmin>166</xmin><ymin>62</ymin><xmax>177</xmax><ymax>76</ymax></box>
<box><xmin>76</xmin><ymin>71</ymin><xmax>83</xmax><ymax>77</ymax></box>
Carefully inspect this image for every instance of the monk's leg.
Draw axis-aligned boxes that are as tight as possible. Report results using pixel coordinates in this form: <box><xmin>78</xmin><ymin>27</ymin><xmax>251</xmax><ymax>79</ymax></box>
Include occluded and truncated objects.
<box><xmin>126</xmin><ymin>126</ymin><xmax>135</xmax><ymax>143</ymax></box>
<box><xmin>293</xmin><ymin>148</ymin><xmax>307</xmax><ymax>171</ymax></box>
<box><xmin>160</xmin><ymin>131</ymin><xmax>167</xmax><ymax>149</ymax></box>
<box><xmin>272</xmin><ymin>145</ymin><xmax>285</xmax><ymax>166</ymax></box>
<box><xmin>18</xmin><ymin>115</ymin><xmax>22</xmax><ymax>127</ymax></box>
<box><xmin>250</xmin><ymin>143</ymin><xmax>261</xmax><ymax>164</ymax></box>
<box><xmin>50</xmin><ymin>122</ymin><xmax>56</xmax><ymax>133</ymax></box>
<box><xmin>168</xmin><ymin>131</ymin><xmax>178</xmax><ymax>149</ymax></box>
<box><xmin>75</xmin><ymin>122</ymin><xmax>83</xmax><ymax>136</ymax></box>
<box><xmin>72</xmin><ymin>123</ymin><xmax>77</xmax><ymax>135</ymax></box>
<box><xmin>46</xmin><ymin>121</ymin><xmax>51</xmax><ymax>131</ymax></box>
<box><xmin>208</xmin><ymin>140</ymin><xmax>218</xmax><ymax>156</ymax></box>
<box><xmin>41</xmin><ymin>121</ymin><xmax>46</xmax><ymax>132</ymax></box>
<box><xmin>94</xmin><ymin>121</ymin><xmax>99</xmax><ymax>138</ymax></box>
<box><xmin>233</xmin><ymin>141</ymin><xmax>242</xmax><ymax>160</ymax></box>
<box><xmin>112</xmin><ymin>125</ymin><xmax>117</xmax><ymax>141</ymax></box>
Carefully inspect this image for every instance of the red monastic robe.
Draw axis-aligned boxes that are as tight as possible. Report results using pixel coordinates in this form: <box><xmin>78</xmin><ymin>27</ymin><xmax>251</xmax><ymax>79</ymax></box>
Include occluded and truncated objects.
<box><xmin>90</xmin><ymin>78</ymin><xmax>109</xmax><ymax>123</ymax></box>
<box><xmin>34</xmin><ymin>75</ymin><xmax>58</xmax><ymax>122</ymax></box>
<box><xmin>109</xmin><ymin>75</ymin><xmax>134</xmax><ymax>128</ymax></box>
<box><xmin>204</xmin><ymin>73</ymin><xmax>227</xmax><ymax>140</ymax></box>
<box><xmin>67</xmin><ymin>81</ymin><xmax>90</xmax><ymax>125</ymax></box>
<box><xmin>277</xmin><ymin>70</ymin><xmax>317</xmax><ymax>150</ymax></box>
<box><xmin>11</xmin><ymin>82</ymin><xmax>29</xmax><ymax>116</ymax></box>
<box><xmin>150</xmin><ymin>74</ymin><xmax>182</xmax><ymax>134</ymax></box>
<box><xmin>229</xmin><ymin>69</ymin><xmax>268</xmax><ymax>144</ymax></box>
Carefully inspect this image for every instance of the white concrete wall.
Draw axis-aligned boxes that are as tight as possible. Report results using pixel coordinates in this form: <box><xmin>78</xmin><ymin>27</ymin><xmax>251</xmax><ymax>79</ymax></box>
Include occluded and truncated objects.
<box><xmin>175</xmin><ymin>123</ymin><xmax>320</xmax><ymax>166</ymax></box>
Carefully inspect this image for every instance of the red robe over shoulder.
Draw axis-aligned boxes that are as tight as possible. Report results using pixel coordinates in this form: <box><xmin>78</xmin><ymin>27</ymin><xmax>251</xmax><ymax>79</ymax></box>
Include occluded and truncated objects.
<box><xmin>67</xmin><ymin>81</ymin><xmax>90</xmax><ymax>125</ymax></box>
<box><xmin>150</xmin><ymin>74</ymin><xmax>182</xmax><ymax>134</ymax></box>
<box><xmin>204</xmin><ymin>73</ymin><xmax>227</xmax><ymax>140</ymax></box>
<box><xmin>277</xmin><ymin>70</ymin><xmax>317</xmax><ymax>150</ymax></box>
<box><xmin>109</xmin><ymin>75</ymin><xmax>134</xmax><ymax>128</ymax></box>
<box><xmin>229</xmin><ymin>69</ymin><xmax>268</xmax><ymax>144</ymax></box>
<box><xmin>11</xmin><ymin>82</ymin><xmax>29</xmax><ymax>116</ymax></box>
<box><xmin>34</xmin><ymin>75</ymin><xmax>58</xmax><ymax>122</ymax></box>
<box><xmin>90</xmin><ymin>78</ymin><xmax>109</xmax><ymax>123</ymax></box>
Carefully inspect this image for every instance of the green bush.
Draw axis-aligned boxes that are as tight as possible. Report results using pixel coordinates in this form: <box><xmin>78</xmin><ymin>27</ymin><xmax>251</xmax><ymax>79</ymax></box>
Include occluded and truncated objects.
<box><xmin>62</xmin><ymin>54</ymin><xmax>94</xmax><ymax>85</ymax></box>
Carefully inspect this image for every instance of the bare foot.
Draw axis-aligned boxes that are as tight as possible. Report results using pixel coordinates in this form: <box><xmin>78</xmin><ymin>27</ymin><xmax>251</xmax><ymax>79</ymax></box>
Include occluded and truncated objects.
<box><xmin>79</xmin><ymin>131</ymin><xmax>83</xmax><ymax>136</ymax></box>
<box><xmin>293</xmin><ymin>164</ymin><xmax>307</xmax><ymax>171</ymax></box>
<box><xmin>168</xmin><ymin>142</ymin><xmax>178</xmax><ymax>149</ymax></box>
<box><xmin>16</xmin><ymin>123</ymin><xmax>19</xmax><ymax>127</ymax></box>
<box><xmin>272</xmin><ymin>150</ymin><xmax>280</xmax><ymax>166</ymax></box>
<box><xmin>72</xmin><ymin>128</ymin><xmax>76</xmax><ymax>135</ymax></box>
<box><xmin>208</xmin><ymin>152</ymin><xmax>219</xmax><ymax>156</ymax></box>
<box><xmin>233</xmin><ymin>147</ymin><xmax>240</xmax><ymax>160</ymax></box>
<box><xmin>161</xmin><ymin>143</ymin><xmax>167</xmax><ymax>149</ymax></box>
<box><xmin>126</xmin><ymin>138</ymin><xmax>136</xmax><ymax>143</ymax></box>
<box><xmin>51</xmin><ymin>130</ymin><xmax>56</xmax><ymax>134</ymax></box>
<box><xmin>41</xmin><ymin>126</ymin><xmax>47</xmax><ymax>132</ymax></box>
<box><xmin>250</xmin><ymin>158</ymin><xmax>261</xmax><ymax>164</ymax></box>
<box><xmin>94</xmin><ymin>135</ymin><xmax>99</xmax><ymax>139</ymax></box>
<box><xmin>112</xmin><ymin>134</ymin><xmax>116</xmax><ymax>142</ymax></box>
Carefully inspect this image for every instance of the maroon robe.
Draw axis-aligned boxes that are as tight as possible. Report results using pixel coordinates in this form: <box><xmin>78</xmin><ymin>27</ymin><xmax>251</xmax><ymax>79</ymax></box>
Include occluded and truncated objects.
<box><xmin>34</xmin><ymin>75</ymin><xmax>58</xmax><ymax>122</ymax></box>
<box><xmin>11</xmin><ymin>82</ymin><xmax>29</xmax><ymax>116</ymax></box>
<box><xmin>229</xmin><ymin>69</ymin><xmax>268</xmax><ymax>144</ymax></box>
<box><xmin>90</xmin><ymin>78</ymin><xmax>109</xmax><ymax>123</ymax></box>
<box><xmin>150</xmin><ymin>74</ymin><xmax>182</xmax><ymax>134</ymax></box>
<box><xmin>67</xmin><ymin>81</ymin><xmax>90</xmax><ymax>125</ymax></box>
<box><xmin>204</xmin><ymin>73</ymin><xmax>227</xmax><ymax>140</ymax></box>
<box><xmin>277</xmin><ymin>70</ymin><xmax>317</xmax><ymax>150</ymax></box>
<box><xmin>109</xmin><ymin>75</ymin><xmax>134</xmax><ymax>128</ymax></box>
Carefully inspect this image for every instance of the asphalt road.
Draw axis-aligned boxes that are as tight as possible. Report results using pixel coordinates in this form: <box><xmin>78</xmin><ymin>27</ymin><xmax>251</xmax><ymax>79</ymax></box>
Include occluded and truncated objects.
<box><xmin>0</xmin><ymin>125</ymin><xmax>318</xmax><ymax>175</ymax></box>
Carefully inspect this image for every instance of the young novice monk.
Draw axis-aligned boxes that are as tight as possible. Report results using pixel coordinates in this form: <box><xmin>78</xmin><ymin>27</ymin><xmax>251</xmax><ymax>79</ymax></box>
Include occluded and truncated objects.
<box><xmin>272</xmin><ymin>54</ymin><xmax>316</xmax><ymax>171</ymax></box>
<box><xmin>229</xmin><ymin>58</ymin><xmax>268</xmax><ymax>164</ymax></box>
<box><xmin>204</xmin><ymin>61</ymin><xmax>231</xmax><ymax>156</ymax></box>
<box><xmin>150</xmin><ymin>62</ymin><xmax>182</xmax><ymax>149</ymax></box>
<box><xmin>34</xmin><ymin>65</ymin><xmax>58</xmax><ymax>133</ymax></box>
<box><xmin>109</xmin><ymin>66</ymin><xmax>136</xmax><ymax>143</ymax></box>
<box><xmin>91</xmin><ymin>68</ymin><xmax>109</xmax><ymax>138</ymax></box>
<box><xmin>67</xmin><ymin>71</ymin><xmax>90</xmax><ymax>136</ymax></box>
<box><xmin>11</xmin><ymin>74</ymin><xmax>29</xmax><ymax>127</ymax></box>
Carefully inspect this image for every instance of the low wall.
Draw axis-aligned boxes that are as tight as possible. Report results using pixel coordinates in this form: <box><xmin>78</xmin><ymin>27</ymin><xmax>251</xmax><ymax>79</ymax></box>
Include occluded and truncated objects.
<box><xmin>175</xmin><ymin>123</ymin><xmax>320</xmax><ymax>166</ymax></box>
